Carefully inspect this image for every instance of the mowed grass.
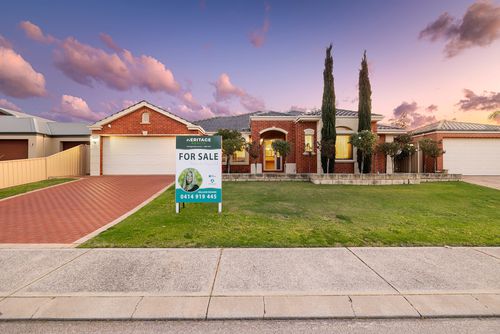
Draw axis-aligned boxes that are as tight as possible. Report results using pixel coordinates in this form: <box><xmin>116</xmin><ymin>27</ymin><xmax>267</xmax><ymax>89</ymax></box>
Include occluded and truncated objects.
<box><xmin>81</xmin><ymin>181</ymin><xmax>500</xmax><ymax>248</ymax></box>
<box><xmin>0</xmin><ymin>178</ymin><xmax>75</xmax><ymax>199</ymax></box>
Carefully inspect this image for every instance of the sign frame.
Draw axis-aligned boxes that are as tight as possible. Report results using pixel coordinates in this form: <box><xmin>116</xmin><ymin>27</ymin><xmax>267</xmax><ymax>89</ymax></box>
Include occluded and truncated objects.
<box><xmin>175</xmin><ymin>135</ymin><xmax>222</xmax><ymax>214</ymax></box>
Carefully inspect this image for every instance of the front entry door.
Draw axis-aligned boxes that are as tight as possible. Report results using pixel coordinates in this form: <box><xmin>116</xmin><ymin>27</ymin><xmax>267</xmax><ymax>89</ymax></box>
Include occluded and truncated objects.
<box><xmin>263</xmin><ymin>139</ymin><xmax>282</xmax><ymax>171</ymax></box>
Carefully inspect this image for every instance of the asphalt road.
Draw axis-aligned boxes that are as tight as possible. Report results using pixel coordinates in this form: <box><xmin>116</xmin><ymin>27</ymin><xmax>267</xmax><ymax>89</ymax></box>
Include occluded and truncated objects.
<box><xmin>1</xmin><ymin>319</ymin><xmax>499</xmax><ymax>334</ymax></box>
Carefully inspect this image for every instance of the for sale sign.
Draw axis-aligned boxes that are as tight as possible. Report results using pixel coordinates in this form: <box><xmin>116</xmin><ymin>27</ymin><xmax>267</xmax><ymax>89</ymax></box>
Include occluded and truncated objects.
<box><xmin>175</xmin><ymin>136</ymin><xmax>222</xmax><ymax>208</ymax></box>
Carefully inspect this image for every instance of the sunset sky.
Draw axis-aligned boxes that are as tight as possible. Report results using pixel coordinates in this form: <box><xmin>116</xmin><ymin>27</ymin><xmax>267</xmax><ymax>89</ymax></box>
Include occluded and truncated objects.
<box><xmin>0</xmin><ymin>0</ymin><xmax>499</xmax><ymax>127</ymax></box>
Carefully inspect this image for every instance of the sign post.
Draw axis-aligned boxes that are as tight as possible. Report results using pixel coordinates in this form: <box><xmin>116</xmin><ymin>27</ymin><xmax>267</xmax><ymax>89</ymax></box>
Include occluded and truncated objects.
<box><xmin>175</xmin><ymin>136</ymin><xmax>222</xmax><ymax>213</ymax></box>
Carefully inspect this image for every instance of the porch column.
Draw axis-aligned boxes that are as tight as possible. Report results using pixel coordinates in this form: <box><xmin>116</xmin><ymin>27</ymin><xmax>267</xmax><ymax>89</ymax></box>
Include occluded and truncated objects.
<box><xmin>386</xmin><ymin>135</ymin><xmax>394</xmax><ymax>174</ymax></box>
<box><xmin>316</xmin><ymin>119</ymin><xmax>322</xmax><ymax>174</ymax></box>
<box><xmin>90</xmin><ymin>135</ymin><xmax>101</xmax><ymax>176</ymax></box>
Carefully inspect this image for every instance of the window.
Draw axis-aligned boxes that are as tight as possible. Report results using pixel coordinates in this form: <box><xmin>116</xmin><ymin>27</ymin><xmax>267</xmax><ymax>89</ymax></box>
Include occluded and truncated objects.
<box><xmin>141</xmin><ymin>112</ymin><xmax>150</xmax><ymax>124</ymax></box>
<box><xmin>304</xmin><ymin>129</ymin><xmax>315</xmax><ymax>153</ymax></box>
<box><xmin>232</xmin><ymin>149</ymin><xmax>246</xmax><ymax>162</ymax></box>
<box><xmin>335</xmin><ymin>135</ymin><xmax>353</xmax><ymax>159</ymax></box>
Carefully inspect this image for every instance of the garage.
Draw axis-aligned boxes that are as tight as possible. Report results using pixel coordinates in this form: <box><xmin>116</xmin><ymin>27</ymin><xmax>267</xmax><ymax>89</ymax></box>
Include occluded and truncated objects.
<box><xmin>103</xmin><ymin>136</ymin><xmax>176</xmax><ymax>175</ymax></box>
<box><xmin>443</xmin><ymin>138</ymin><xmax>500</xmax><ymax>175</ymax></box>
<box><xmin>0</xmin><ymin>139</ymin><xmax>28</xmax><ymax>161</ymax></box>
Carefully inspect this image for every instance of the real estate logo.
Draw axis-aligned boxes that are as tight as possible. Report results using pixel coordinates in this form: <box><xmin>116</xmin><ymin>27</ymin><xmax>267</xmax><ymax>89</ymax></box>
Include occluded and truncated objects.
<box><xmin>175</xmin><ymin>136</ymin><xmax>222</xmax><ymax>212</ymax></box>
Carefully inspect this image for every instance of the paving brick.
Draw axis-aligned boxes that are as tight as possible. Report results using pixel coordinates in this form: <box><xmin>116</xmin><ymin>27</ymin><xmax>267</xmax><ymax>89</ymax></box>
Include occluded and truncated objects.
<box><xmin>350</xmin><ymin>295</ymin><xmax>420</xmax><ymax>318</ymax></box>
<box><xmin>133</xmin><ymin>296</ymin><xmax>209</xmax><ymax>319</ymax></box>
<box><xmin>0</xmin><ymin>297</ymin><xmax>52</xmax><ymax>319</ymax></box>
<box><xmin>0</xmin><ymin>176</ymin><xmax>172</xmax><ymax>244</ymax></box>
<box><xmin>264</xmin><ymin>295</ymin><xmax>354</xmax><ymax>319</ymax></box>
<box><xmin>474</xmin><ymin>294</ymin><xmax>500</xmax><ymax>315</ymax></box>
<box><xmin>406</xmin><ymin>294</ymin><xmax>493</xmax><ymax>317</ymax></box>
<box><xmin>33</xmin><ymin>296</ymin><xmax>140</xmax><ymax>319</ymax></box>
<box><xmin>207</xmin><ymin>296</ymin><xmax>264</xmax><ymax>319</ymax></box>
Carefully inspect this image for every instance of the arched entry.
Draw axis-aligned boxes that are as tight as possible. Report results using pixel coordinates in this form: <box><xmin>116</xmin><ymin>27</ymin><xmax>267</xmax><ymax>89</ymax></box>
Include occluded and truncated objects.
<box><xmin>259</xmin><ymin>128</ymin><xmax>287</xmax><ymax>172</ymax></box>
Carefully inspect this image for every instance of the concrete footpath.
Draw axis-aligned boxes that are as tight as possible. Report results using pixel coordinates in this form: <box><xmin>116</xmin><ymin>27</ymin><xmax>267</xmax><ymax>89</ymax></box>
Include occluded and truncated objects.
<box><xmin>0</xmin><ymin>247</ymin><xmax>499</xmax><ymax>320</ymax></box>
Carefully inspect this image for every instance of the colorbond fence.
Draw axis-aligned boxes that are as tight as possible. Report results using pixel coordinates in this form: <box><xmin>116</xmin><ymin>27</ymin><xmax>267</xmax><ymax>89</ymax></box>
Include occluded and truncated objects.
<box><xmin>0</xmin><ymin>145</ymin><xmax>89</xmax><ymax>189</ymax></box>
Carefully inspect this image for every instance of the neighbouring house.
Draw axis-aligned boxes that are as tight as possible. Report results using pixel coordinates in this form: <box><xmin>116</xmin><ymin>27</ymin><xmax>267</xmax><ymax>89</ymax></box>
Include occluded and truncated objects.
<box><xmin>411</xmin><ymin>120</ymin><xmax>500</xmax><ymax>175</ymax></box>
<box><xmin>0</xmin><ymin>108</ymin><xmax>90</xmax><ymax>161</ymax></box>
<box><xmin>88</xmin><ymin>100</ymin><xmax>404</xmax><ymax>175</ymax></box>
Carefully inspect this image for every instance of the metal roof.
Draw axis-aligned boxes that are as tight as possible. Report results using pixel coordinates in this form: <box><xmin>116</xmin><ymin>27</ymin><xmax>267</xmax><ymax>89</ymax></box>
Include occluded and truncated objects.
<box><xmin>0</xmin><ymin>108</ymin><xmax>90</xmax><ymax>136</ymax></box>
<box><xmin>377</xmin><ymin>124</ymin><xmax>406</xmax><ymax>132</ymax></box>
<box><xmin>412</xmin><ymin>120</ymin><xmax>500</xmax><ymax>135</ymax></box>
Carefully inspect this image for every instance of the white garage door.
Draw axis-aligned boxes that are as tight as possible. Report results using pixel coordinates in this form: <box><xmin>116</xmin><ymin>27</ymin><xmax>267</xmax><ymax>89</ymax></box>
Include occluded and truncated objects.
<box><xmin>103</xmin><ymin>136</ymin><xmax>175</xmax><ymax>175</ymax></box>
<box><xmin>443</xmin><ymin>138</ymin><xmax>500</xmax><ymax>175</ymax></box>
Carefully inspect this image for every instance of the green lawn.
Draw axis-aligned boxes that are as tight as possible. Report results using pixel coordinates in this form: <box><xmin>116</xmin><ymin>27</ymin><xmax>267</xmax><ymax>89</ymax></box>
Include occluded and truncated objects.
<box><xmin>0</xmin><ymin>178</ymin><xmax>75</xmax><ymax>200</ymax></box>
<box><xmin>81</xmin><ymin>181</ymin><xmax>500</xmax><ymax>248</ymax></box>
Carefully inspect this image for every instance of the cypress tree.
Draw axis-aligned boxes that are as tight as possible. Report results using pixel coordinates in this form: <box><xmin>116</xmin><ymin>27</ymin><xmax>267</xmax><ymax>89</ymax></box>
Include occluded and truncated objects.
<box><xmin>357</xmin><ymin>50</ymin><xmax>372</xmax><ymax>173</ymax></box>
<box><xmin>321</xmin><ymin>44</ymin><xmax>336</xmax><ymax>173</ymax></box>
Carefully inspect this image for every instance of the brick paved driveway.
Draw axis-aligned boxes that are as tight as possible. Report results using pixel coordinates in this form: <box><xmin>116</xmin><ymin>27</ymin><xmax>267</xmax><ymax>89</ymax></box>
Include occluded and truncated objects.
<box><xmin>0</xmin><ymin>176</ymin><xmax>173</xmax><ymax>244</ymax></box>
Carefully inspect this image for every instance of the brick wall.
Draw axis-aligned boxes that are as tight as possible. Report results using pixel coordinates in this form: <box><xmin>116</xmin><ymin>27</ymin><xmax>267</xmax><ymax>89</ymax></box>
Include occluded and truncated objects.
<box><xmin>295</xmin><ymin>121</ymin><xmax>318</xmax><ymax>173</ymax></box>
<box><xmin>373</xmin><ymin>133</ymin><xmax>386</xmax><ymax>173</ymax></box>
<box><xmin>92</xmin><ymin>106</ymin><xmax>201</xmax><ymax>175</ymax></box>
<box><xmin>91</xmin><ymin>106</ymin><xmax>202</xmax><ymax>136</ymax></box>
<box><xmin>250</xmin><ymin>120</ymin><xmax>297</xmax><ymax>164</ymax></box>
<box><xmin>223</xmin><ymin>164</ymin><xmax>251</xmax><ymax>173</ymax></box>
<box><xmin>414</xmin><ymin>132</ymin><xmax>500</xmax><ymax>172</ymax></box>
<box><xmin>334</xmin><ymin>162</ymin><xmax>354</xmax><ymax>173</ymax></box>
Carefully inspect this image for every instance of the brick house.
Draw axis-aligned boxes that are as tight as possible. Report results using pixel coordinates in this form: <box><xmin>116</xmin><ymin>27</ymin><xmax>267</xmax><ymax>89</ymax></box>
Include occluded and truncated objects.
<box><xmin>411</xmin><ymin>120</ymin><xmax>500</xmax><ymax>175</ymax></box>
<box><xmin>89</xmin><ymin>101</ymin><xmax>500</xmax><ymax>176</ymax></box>
<box><xmin>196</xmin><ymin>109</ymin><xmax>406</xmax><ymax>174</ymax></box>
<box><xmin>89</xmin><ymin>101</ymin><xmax>204</xmax><ymax>175</ymax></box>
<box><xmin>89</xmin><ymin>101</ymin><xmax>405</xmax><ymax>176</ymax></box>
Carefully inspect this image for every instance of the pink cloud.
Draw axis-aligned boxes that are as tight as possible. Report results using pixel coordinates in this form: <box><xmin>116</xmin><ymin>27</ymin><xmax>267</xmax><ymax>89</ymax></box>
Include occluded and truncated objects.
<box><xmin>212</xmin><ymin>73</ymin><xmax>264</xmax><ymax>112</ymax></box>
<box><xmin>419</xmin><ymin>1</ymin><xmax>500</xmax><ymax>57</ymax></box>
<box><xmin>18</xmin><ymin>20</ymin><xmax>184</xmax><ymax>96</ymax></box>
<box><xmin>53</xmin><ymin>36</ymin><xmax>181</xmax><ymax>95</ymax></box>
<box><xmin>249</xmin><ymin>3</ymin><xmax>271</xmax><ymax>47</ymax></box>
<box><xmin>19</xmin><ymin>21</ymin><xmax>56</xmax><ymax>44</ymax></box>
<box><xmin>458</xmin><ymin>89</ymin><xmax>500</xmax><ymax>111</ymax></box>
<box><xmin>213</xmin><ymin>73</ymin><xmax>245</xmax><ymax>101</ymax></box>
<box><xmin>49</xmin><ymin>95</ymin><xmax>107</xmax><ymax>122</ymax></box>
<box><xmin>173</xmin><ymin>104</ymin><xmax>215</xmax><ymax>121</ymax></box>
<box><xmin>0</xmin><ymin>34</ymin><xmax>12</xmax><ymax>49</ymax></box>
<box><xmin>390</xmin><ymin>101</ymin><xmax>437</xmax><ymax>129</ymax></box>
<box><xmin>0</xmin><ymin>98</ymin><xmax>22</xmax><ymax>111</ymax></box>
<box><xmin>99</xmin><ymin>33</ymin><xmax>122</xmax><ymax>53</ymax></box>
<box><xmin>0</xmin><ymin>46</ymin><xmax>47</xmax><ymax>98</ymax></box>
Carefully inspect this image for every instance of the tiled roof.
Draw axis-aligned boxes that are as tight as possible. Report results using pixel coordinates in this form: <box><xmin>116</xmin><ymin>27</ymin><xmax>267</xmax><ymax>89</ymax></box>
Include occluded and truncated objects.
<box><xmin>0</xmin><ymin>108</ymin><xmax>90</xmax><ymax>136</ymax></box>
<box><xmin>195</xmin><ymin>109</ymin><xmax>382</xmax><ymax>132</ymax></box>
<box><xmin>194</xmin><ymin>112</ymin><xmax>259</xmax><ymax>132</ymax></box>
<box><xmin>412</xmin><ymin>120</ymin><xmax>500</xmax><ymax>135</ymax></box>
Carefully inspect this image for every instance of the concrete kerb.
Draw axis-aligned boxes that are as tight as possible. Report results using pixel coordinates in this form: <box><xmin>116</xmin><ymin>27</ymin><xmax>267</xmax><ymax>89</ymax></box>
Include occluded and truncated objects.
<box><xmin>71</xmin><ymin>182</ymin><xmax>174</xmax><ymax>246</ymax></box>
<box><xmin>1</xmin><ymin>294</ymin><xmax>499</xmax><ymax>321</ymax></box>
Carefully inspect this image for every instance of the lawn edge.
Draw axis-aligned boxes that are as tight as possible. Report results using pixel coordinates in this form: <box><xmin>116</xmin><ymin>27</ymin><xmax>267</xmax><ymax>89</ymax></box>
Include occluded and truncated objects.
<box><xmin>0</xmin><ymin>178</ymin><xmax>81</xmax><ymax>202</ymax></box>
<box><xmin>74</xmin><ymin>182</ymin><xmax>174</xmax><ymax>247</ymax></box>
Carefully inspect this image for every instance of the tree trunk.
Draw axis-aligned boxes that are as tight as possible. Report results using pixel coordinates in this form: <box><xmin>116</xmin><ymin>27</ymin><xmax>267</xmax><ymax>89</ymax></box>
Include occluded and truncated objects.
<box><xmin>391</xmin><ymin>157</ymin><xmax>395</xmax><ymax>174</ymax></box>
<box><xmin>226</xmin><ymin>154</ymin><xmax>231</xmax><ymax>174</ymax></box>
<box><xmin>434</xmin><ymin>157</ymin><xmax>437</xmax><ymax>173</ymax></box>
<box><xmin>326</xmin><ymin>158</ymin><xmax>330</xmax><ymax>175</ymax></box>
